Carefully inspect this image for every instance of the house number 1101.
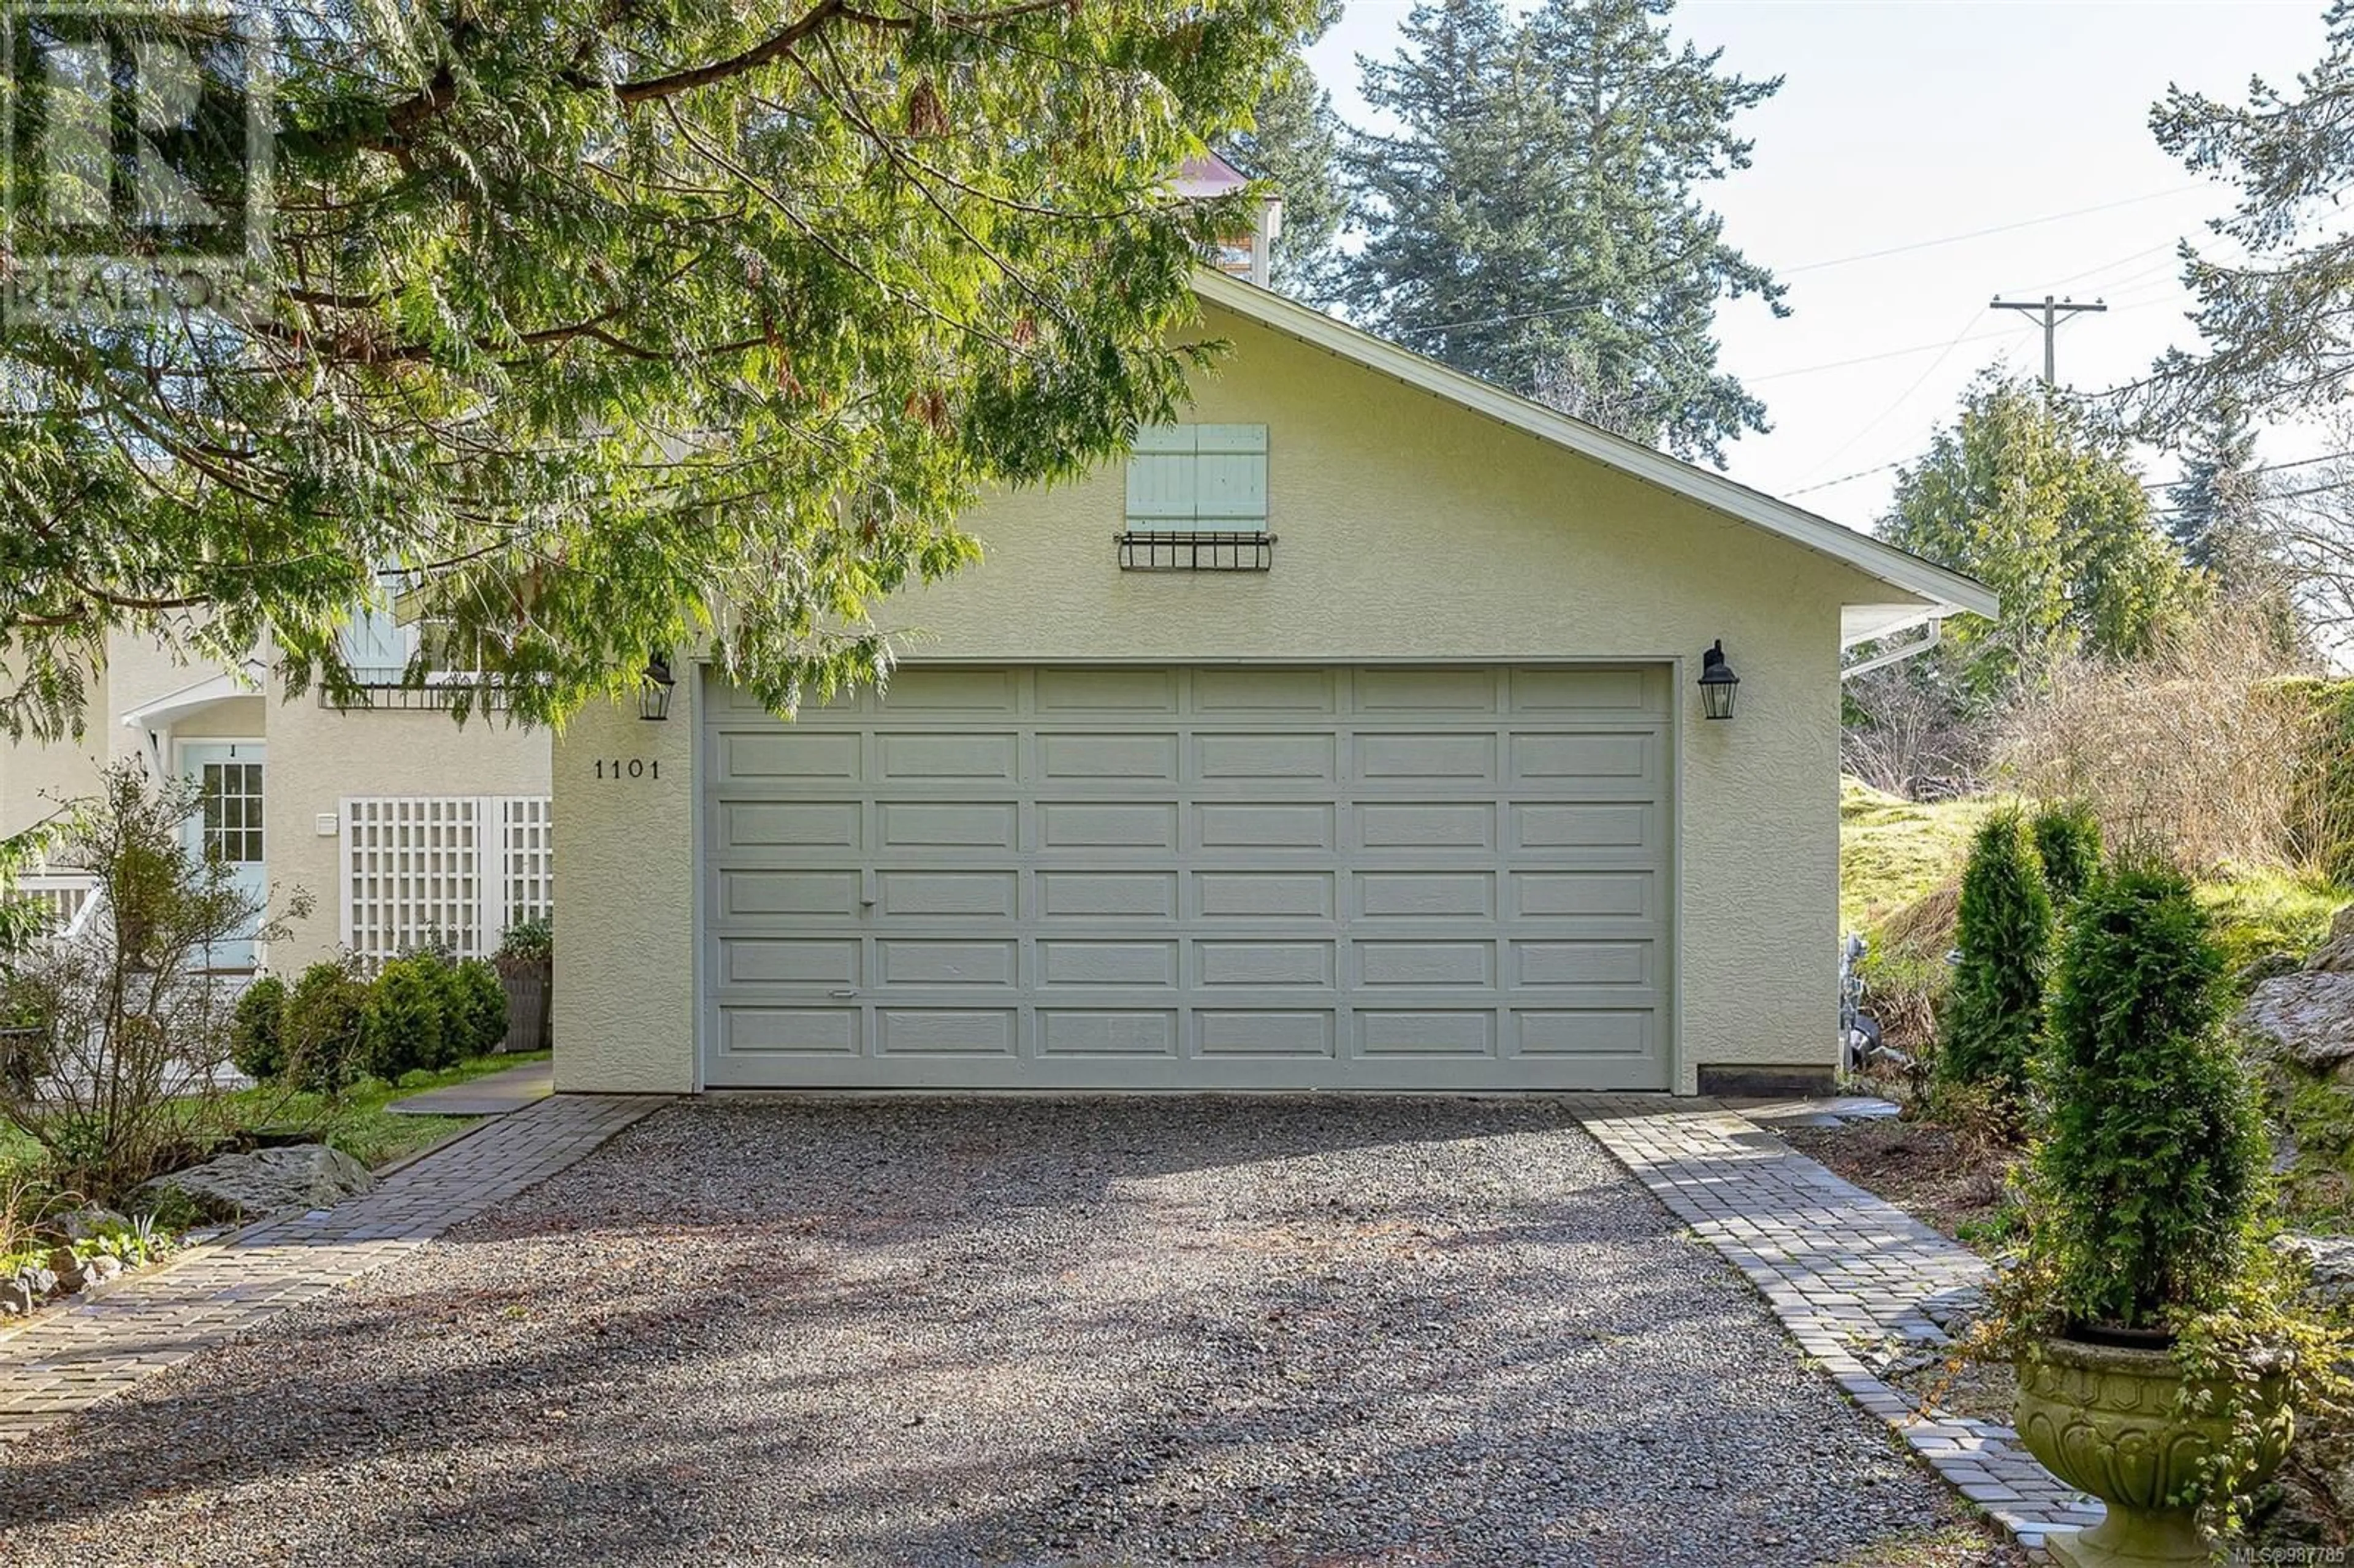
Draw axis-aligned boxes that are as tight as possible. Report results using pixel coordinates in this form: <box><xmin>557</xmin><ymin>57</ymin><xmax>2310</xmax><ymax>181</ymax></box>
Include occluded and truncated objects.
<box><xmin>593</xmin><ymin>759</ymin><xmax>658</xmax><ymax>780</ymax></box>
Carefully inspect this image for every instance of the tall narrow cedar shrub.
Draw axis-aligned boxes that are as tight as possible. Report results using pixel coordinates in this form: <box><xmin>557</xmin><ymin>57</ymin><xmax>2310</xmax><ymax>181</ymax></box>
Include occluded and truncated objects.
<box><xmin>2037</xmin><ymin>859</ymin><xmax>2266</xmax><ymax>1328</ymax></box>
<box><xmin>2030</xmin><ymin>801</ymin><xmax>2103</xmax><ymax>908</ymax></box>
<box><xmin>1939</xmin><ymin>809</ymin><xmax>2053</xmax><ymax>1100</ymax></box>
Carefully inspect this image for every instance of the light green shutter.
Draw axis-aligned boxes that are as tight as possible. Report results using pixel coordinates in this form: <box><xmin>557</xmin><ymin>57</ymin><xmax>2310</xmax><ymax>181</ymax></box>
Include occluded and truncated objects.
<box><xmin>1126</xmin><ymin>424</ymin><xmax>1267</xmax><ymax>531</ymax></box>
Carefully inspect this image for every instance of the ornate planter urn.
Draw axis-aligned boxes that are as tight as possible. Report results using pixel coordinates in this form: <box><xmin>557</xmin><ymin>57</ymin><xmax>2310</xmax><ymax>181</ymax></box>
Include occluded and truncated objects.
<box><xmin>2014</xmin><ymin>1336</ymin><xmax>2293</xmax><ymax>1567</ymax></box>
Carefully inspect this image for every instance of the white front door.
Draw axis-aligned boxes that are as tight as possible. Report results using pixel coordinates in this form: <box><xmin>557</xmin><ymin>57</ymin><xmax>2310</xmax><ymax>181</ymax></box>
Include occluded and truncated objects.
<box><xmin>181</xmin><ymin>741</ymin><xmax>267</xmax><ymax>970</ymax></box>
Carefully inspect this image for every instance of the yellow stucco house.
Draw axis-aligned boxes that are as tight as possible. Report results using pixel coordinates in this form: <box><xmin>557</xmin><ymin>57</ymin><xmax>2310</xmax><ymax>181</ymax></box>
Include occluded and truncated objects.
<box><xmin>0</xmin><ymin>625</ymin><xmax>551</xmax><ymax>975</ymax></box>
<box><xmin>552</xmin><ymin>272</ymin><xmax>1995</xmax><ymax>1100</ymax></box>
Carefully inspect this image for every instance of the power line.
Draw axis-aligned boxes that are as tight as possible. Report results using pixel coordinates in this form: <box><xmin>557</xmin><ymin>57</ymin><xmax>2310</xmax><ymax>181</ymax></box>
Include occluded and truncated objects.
<box><xmin>1785</xmin><ymin>460</ymin><xmax>1906</xmax><ymax>497</ymax></box>
<box><xmin>1778</xmin><ymin>185</ymin><xmax>2202</xmax><ymax>276</ymax></box>
<box><xmin>1990</xmin><ymin>295</ymin><xmax>2108</xmax><ymax>386</ymax></box>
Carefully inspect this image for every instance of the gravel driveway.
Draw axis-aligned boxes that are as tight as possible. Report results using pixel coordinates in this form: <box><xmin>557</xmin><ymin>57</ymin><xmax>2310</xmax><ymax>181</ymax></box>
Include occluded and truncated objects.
<box><xmin>0</xmin><ymin>1098</ymin><xmax>2012</xmax><ymax>1567</ymax></box>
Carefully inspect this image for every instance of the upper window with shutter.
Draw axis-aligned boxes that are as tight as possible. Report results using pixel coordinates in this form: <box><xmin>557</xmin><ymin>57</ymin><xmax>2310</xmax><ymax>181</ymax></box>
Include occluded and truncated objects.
<box><xmin>1124</xmin><ymin>424</ymin><xmax>1268</xmax><ymax>531</ymax></box>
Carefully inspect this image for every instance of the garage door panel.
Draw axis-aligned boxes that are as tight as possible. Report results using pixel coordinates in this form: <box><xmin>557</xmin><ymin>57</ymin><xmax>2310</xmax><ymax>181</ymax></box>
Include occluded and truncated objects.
<box><xmin>1512</xmin><ymin>869</ymin><xmax>1655</xmax><ymax>919</ymax></box>
<box><xmin>1514</xmin><ymin>1009</ymin><xmax>1656</xmax><ymax>1058</ymax></box>
<box><xmin>1515</xmin><ymin>940</ymin><xmax>1655</xmax><ymax>987</ymax></box>
<box><xmin>1197</xmin><ymin>870</ymin><xmax>1337</xmax><ymax>920</ymax></box>
<box><xmin>1036</xmin><ymin>666</ymin><xmax>1179</xmax><ymax>712</ymax></box>
<box><xmin>1356</xmin><ymin>802</ymin><xmax>1497</xmax><ymax>851</ymax></box>
<box><xmin>878</xmin><ymin>733</ymin><xmax>1019</xmax><ymax>783</ymax></box>
<box><xmin>874</xmin><ymin>939</ymin><xmax>1019</xmax><ymax>988</ymax></box>
<box><xmin>701</xmin><ymin>664</ymin><xmax>1671</xmax><ymax>1091</ymax></box>
<box><xmin>717</xmin><ymin>801</ymin><xmax>861</xmax><ymax>848</ymax></box>
<box><xmin>721</xmin><ymin>869</ymin><xmax>859</xmax><ymax>918</ymax></box>
<box><xmin>1040</xmin><ymin>870</ymin><xmax>1179</xmax><ymax>919</ymax></box>
<box><xmin>720</xmin><ymin>937</ymin><xmax>861</xmax><ymax>986</ymax></box>
<box><xmin>877</xmin><ymin>870</ymin><xmax>1017</xmax><ymax>919</ymax></box>
<box><xmin>1038</xmin><ymin>940</ymin><xmax>1179</xmax><ymax>988</ymax></box>
<box><xmin>1354</xmin><ymin>732</ymin><xmax>1498</xmax><ymax>785</ymax></box>
<box><xmin>1355</xmin><ymin>870</ymin><xmax>1495</xmax><ymax>920</ymax></box>
<box><xmin>1038</xmin><ymin>1010</ymin><xmax>1179</xmax><ymax>1057</ymax></box>
<box><xmin>1357</xmin><ymin>1011</ymin><xmax>1496</xmax><ymax>1057</ymax></box>
<box><xmin>1197</xmin><ymin>940</ymin><xmax>1336</xmax><ymax>988</ymax></box>
<box><xmin>1510</xmin><ymin>731</ymin><xmax>1657</xmax><ymax>785</ymax></box>
<box><xmin>1195</xmin><ymin>732</ymin><xmax>1339</xmax><ymax>783</ymax></box>
<box><xmin>1356</xmin><ymin>940</ymin><xmax>1496</xmax><ymax>988</ymax></box>
<box><xmin>1511</xmin><ymin>802</ymin><xmax>1653</xmax><ymax>851</ymax></box>
<box><xmin>1195</xmin><ymin>1010</ymin><xmax>1336</xmax><ymax>1057</ymax></box>
<box><xmin>1190</xmin><ymin>666</ymin><xmax>1338</xmax><ymax>714</ymax></box>
<box><xmin>719</xmin><ymin>1007</ymin><xmax>861</xmax><ymax>1056</ymax></box>
<box><xmin>1355</xmin><ymin>667</ymin><xmax>1499</xmax><ymax>712</ymax></box>
<box><xmin>1039</xmin><ymin>732</ymin><xmax>1181</xmax><ymax>783</ymax></box>
<box><xmin>722</xmin><ymin>729</ymin><xmax>860</xmax><ymax>783</ymax></box>
<box><xmin>1038</xmin><ymin>801</ymin><xmax>1180</xmax><ymax>851</ymax></box>
<box><xmin>875</xmin><ymin>1008</ymin><xmax>1019</xmax><ymax>1056</ymax></box>
<box><xmin>878</xmin><ymin>802</ymin><xmax>1018</xmax><ymax>849</ymax></box>
<box><xmin>882</xmin><ymin>666</ymin><xmax>1021</xmax><ymax>711</ymax></box>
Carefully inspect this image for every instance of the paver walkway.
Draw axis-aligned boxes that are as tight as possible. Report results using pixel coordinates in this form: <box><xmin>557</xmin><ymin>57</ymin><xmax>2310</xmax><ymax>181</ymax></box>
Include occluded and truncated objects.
<box><xmin>387</xmin><ymin>1055</ymin><xmax>555</xmax><ymax>1116</ymax></box>
<box><xmin>0</xmin><ymin>1093</ymin><xmax>662</xmax><ymax>1444</ymax></box>
<box><xmin>1576</xmin><ymin>1095</ymin><xmax>2101</xmax><ymax>1556</ymax></box>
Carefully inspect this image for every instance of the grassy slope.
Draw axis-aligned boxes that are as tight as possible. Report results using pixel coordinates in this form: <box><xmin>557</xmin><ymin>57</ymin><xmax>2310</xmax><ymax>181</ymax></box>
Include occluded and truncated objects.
<box><xmin>0</xmin><ymin>1050</ymin><xmax>550</xmax><ymax>1187</ymax></box>
<box><xmin>1839</xmin><ymin>777</ymin><xmax>2341</xmax><ymax>962</ymax></box>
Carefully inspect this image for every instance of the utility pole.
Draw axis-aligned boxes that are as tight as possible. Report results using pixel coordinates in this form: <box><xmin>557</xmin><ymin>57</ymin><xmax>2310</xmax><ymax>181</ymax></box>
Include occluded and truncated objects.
<box><xmin>1990</xmin><ymin>294</ymin><xmax>2108</xmax><ymax>387</ymax></box>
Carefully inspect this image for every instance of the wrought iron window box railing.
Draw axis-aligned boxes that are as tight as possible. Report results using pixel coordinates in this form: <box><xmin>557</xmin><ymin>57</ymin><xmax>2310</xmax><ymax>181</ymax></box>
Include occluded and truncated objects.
<box><xmin>1116</xmin><ymin>530</ymin><xmax>1274</xmax><ymax>572</ymax></box>
<box><xmin>319</xmin><ymin>671</ymin><xmax>523</xmax><ymax>711</ymax></box>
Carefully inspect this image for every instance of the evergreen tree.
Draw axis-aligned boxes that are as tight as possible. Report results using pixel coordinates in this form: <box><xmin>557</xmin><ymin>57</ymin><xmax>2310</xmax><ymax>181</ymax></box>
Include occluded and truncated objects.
<box><xmin>1222</xmin><ymin>2</ymin><xmax>1346</xmax><ymax>295</ymax></box>
<box><xmin>1336</xmin><ymin>0</ymin><xmax>1784</xmax><ymax>465</ymax></box>
<box><xmin>1881</xmin><ymin>373</ymin><xmax>2196</xmax><ymax>696</ymax></box>
<box><xmin>1940</xmin><ymin>810</ymin><xmax>2053</xmax><ymax>1107</ymax></box>
<box><xmin>2167</xmin><ymin>395</ymin><xmax>2263</xmax><ymax>574</ymax></box>
<box><xmin>0</xmin><ymin>1</ymin><xmax>1323</xmax><ymax>743</ymax></box>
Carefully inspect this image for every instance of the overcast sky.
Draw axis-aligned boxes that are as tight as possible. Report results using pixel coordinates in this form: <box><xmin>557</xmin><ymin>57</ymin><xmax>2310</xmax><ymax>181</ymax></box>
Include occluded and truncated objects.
<box><xmin>1303</xmin><ymin>1</ymin><xmax>2335</xmax><ymax>531</ymax></box>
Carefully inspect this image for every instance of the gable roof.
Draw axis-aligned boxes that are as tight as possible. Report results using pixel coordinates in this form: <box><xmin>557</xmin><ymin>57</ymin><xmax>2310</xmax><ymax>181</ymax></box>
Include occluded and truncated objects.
<box><xmin>1190</xmin><ymin>270</ymin><xmax>1998</xmax><ymax>643</ymax></box>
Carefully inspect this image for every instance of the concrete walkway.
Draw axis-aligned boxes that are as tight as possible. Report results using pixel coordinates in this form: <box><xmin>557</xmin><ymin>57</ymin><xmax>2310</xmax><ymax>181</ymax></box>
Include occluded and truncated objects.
<box><xmin>0</xmin><ymin>1093</ymin><xmax>663</xmax><ymax>1444</ymax></box>
<box><xmin>386</xmin><ymin>1056</ymin><xmax>554</xmax><ymax>1116</ymax></box>
<box><xmin>1575</xmin><ymin>1095</ymin><xmax>2100</xmax><ymax>1556</ymax></box>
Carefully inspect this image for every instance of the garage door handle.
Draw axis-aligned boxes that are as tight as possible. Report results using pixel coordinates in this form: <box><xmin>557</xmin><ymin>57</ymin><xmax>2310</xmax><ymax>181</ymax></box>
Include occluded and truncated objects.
<box><xmin>859</xmin><ymin>869</ymin><xmax>877</xmax><ymax>908</ymax></box>
<box><xmin>829</xmin><ymin>989</ymin><xmax>856</xmax><ymax>999</ymax></box>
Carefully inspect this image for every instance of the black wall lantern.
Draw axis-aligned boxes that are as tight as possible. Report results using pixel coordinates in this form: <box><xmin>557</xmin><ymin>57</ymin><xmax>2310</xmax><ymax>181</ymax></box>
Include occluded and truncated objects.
<box><xmin>1697</xmin><ymin>640</ymin><xmax>1740</xmax><ymax>721</ymax></box>
<box><xmin>638</xmin><ymin>653</ymin><xmax>677</xmax><ymax>721</ymax></box>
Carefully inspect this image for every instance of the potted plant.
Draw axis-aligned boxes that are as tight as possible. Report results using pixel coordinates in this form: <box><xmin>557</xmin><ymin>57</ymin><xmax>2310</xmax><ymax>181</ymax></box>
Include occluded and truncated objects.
<box><xmin>493</xmin><ymin>916</ymin><xmax>552</xmax><ymax>1053</ymax></box>
<box><xmin>1989</xmin><ymin>857</ymin><xmax>2330</xmax><ymax>1566</ymax></box>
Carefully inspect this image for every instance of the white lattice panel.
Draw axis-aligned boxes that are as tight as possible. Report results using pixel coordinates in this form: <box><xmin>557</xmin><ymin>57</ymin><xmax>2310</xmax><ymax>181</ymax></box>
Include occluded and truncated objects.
<box><xmin>501</xmin><ymin>796</ymin><xmax>554</xmax><ymax>930</ymax></box>
<box><xmin>341</xmin><ymin>796</ymin><xmax>553</xmax><ymax>961</ymax></box>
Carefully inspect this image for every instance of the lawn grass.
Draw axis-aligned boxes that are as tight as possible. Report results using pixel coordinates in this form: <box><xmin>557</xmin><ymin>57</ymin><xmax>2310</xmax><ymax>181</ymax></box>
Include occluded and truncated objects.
<box><xmin>0</xmin><ymin>1050</ymin><xmax>550</xmax><ymax>1189</ymax></box>
<box><xmin>1838</xmin><ymin>777</ymin><xmax>1995</xmax><ymax>932</ymax></box>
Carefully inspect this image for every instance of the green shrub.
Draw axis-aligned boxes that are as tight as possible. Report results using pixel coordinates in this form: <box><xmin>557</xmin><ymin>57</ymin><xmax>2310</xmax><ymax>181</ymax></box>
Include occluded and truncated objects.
<box><xmin>496</xmin><ymin>915</ymin><xmax>552</xmax><ymax>966</ymax></box>
<box><xmin>369</xmin><ymin>956</ymin><xmax>448</xmax><ymax>1078</ymax></box>
<box><xmin>228</xmin><ymin>975</ymin><xmax>288</xmax><ymax>1082</ymax></box>
<box><xmin>449</xmin><ymin>959</ymin><xmax>508</xmax><ymax>1057</ymax></box>
<box><xmin>2271</xmin><ymin>675</ymin><xmax>2354</xmax><ymax>885</ymax></box>
<box><xmin>2038</xmin><ymin>858</ymin><xmax>2268</xmax><ymax>1329</ymax></box>
<box><xmin>2028</xmin><ymin>800</ymin><xmax>2102</xmax><ymax>908</ymax></box>
<box><xmin>1938</xmin><ymin>809</ymin><xmax>2053</xmax><ymax>1105</ymax></box>
<box><xmin>283</xmin><ymin>961</ymin><xmax>374</xmax><ymax>1096</ymax></box>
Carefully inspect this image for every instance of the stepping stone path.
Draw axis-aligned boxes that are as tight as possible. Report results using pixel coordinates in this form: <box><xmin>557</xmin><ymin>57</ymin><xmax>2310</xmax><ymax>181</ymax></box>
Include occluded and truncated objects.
<box><xmin>0</xmin><ymin>1093</ymin><xmax>662</xmax><ymax>1445</ymax></box>
<box><xmin>1575</xmin><ymin>1095</ymin><xmax>2101</xmax><ymax>1556</ymax></box>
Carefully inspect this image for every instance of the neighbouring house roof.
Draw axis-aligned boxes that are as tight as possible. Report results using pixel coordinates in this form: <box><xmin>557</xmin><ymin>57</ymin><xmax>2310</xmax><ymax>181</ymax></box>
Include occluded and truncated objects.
<box><xmin>117</xmin><ymin>660</ymin><xmax>266</xmax><ymax>733</ymax></box>
<box><xmin>1189</xmin><ymin>269</ymin><xmax>1998</xmax><ymax>647</ymax></box>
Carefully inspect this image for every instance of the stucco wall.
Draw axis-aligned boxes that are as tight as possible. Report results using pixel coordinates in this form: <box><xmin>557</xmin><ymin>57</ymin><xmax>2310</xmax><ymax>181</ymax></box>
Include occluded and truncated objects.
<box><xmin>552</xmin><ymin>299</ymin><xmax>1916</xmax><ymax>1096</ymax></box>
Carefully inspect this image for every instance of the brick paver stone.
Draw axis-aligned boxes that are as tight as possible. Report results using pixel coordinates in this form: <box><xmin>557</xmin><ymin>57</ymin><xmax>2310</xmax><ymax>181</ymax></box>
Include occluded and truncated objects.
<box><xmin>0</xmin><ymin>1093</ymin><xmax>664</xmax><ymax>1445</ymax></box>
<box><xmin>1576</xmin><ymin>1095</ymin><xmax>2101</xmax><ymax>1556</ymax></box>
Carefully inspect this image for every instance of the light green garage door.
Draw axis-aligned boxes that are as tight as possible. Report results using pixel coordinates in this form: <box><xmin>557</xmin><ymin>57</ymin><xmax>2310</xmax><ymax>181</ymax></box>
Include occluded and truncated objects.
<box><xmin>698</xmin><ymin>664</ymin><xmax>1674</xmax><ymax>1091</ymax></box>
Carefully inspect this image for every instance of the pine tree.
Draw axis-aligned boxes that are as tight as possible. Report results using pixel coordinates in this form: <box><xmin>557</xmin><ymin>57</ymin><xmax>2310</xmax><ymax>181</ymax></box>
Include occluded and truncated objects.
<box><xmin>1336</xmin><ymin>0</ymin><xmax>1785</xmax><ymax>465</ymax></box>
<box><xmin>2167</xmin><ymin>395</ymin><xmax>2263</xmax><ymax>573</ymax></box>
<box><xmin>1222</xmin><ymin>2</ymin><xmax>1346</xmax><ymax>295</ymax></box>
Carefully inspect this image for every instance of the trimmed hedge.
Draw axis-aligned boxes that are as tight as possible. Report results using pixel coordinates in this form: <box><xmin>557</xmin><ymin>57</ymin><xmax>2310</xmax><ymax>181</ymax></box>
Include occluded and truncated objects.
<box><xmin>2038</xmin><ymin>858</ymin><xmax>2267</xmax><ymax>1328</ymax></box>
<box><xmin>229</xmin><ymin>975</ymin><xmax>288</xmax><ymax>1081</ymax></box>
<box><xmin>1938</xmin><ymin>808</ymin><xmax>2052</xmax><ymax>1103</ymax></box>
